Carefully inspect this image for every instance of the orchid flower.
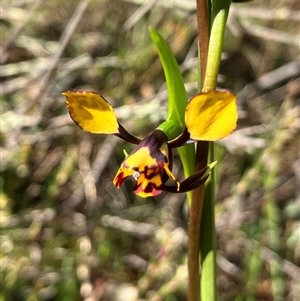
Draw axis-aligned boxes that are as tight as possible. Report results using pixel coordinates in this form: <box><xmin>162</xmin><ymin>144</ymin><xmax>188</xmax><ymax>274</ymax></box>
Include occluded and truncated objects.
<box><xmin>63</xmin><ymin>90</ymin><xmax>237</xmax><ymax>198</ymax></box>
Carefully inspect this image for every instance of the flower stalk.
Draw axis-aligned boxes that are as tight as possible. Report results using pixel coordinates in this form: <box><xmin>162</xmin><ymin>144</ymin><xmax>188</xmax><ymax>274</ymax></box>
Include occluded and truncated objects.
<box><xmin>188</xmin><ymin>1</ymin><xmax>233</xmax><ymax>301</ymax></box>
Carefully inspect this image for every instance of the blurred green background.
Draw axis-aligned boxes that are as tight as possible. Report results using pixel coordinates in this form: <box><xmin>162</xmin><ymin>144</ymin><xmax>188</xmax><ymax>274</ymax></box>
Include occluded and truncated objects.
<box><xmin>1</xmin><ymin>0</ymin><xmax>299</xmax><ymax>300</ymax></box>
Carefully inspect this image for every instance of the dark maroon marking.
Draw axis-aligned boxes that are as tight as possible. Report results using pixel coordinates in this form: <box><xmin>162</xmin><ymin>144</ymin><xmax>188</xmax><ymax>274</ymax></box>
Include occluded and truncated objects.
<box><xmin>161</xmin><ymin>166</ymin><xmax>209</xmax><ymax>193</ymax></box>
<box><xmin>114</xmin><ymin>171</ymin><xmax>126</xmax><ymax>187</ymax></box>
<box><xmin>143</xmin><ymin>166</ymin><xmax>163</xmax><ymax>180</ymax></box>
<box><xmin>144</xmin><ymin>182</ymin><xmax>160</xmax><ymax>194</ymax></box>
<box><xmin>134</xmin><ymin>181</ymin><xmax>161</xmax><ymax>195</ymax></box>
<box><xmin>168</xmin><ymin>128</ymin><xmax>191</xmax><ymax>148</ymax></box>
<box><xmin>116</xmin><ymin>123</ymin><xmax>142</xmax><ymax>144</ymax></box>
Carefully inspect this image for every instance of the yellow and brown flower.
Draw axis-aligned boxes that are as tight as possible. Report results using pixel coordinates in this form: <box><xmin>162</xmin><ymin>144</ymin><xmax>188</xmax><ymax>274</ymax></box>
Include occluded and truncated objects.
<box><xmin>63</xmin><ymin>90</ymin><xmax>237</xmax><ymax>198</ymax></box>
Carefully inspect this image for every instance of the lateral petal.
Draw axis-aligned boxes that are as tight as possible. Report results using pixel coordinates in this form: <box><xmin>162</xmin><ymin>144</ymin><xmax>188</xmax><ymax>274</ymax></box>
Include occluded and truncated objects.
<box><xmin>185</xmin><ymin>91</ymin><xmax>237</xmax><ymax>141</ymax></box>
<box><xmin>162</xmin><ymin>162</ymin><xmax>216</xmax><ymax>193</ymax></box>
<box><xmin>63</xmin><ymin>90</ymin><xmax>141</xmax><ymax>144</ymax></box>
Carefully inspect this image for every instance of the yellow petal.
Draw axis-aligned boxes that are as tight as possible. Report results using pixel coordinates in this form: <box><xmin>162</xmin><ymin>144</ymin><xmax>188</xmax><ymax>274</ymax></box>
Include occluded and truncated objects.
<box><xmin>113</xmin><ymin>166</ymin><xmax>132</xmax><ymax>188</ymax></box>
<box><xmin>163</xmin><ymin>163</ymin><xmax>180</xmax><ymax>191</ymax></box>
<box><xmin>185</xmin><ymin>91</ymin><xmax>237</xmax><ymax>141</ymax></box>
<box><xmin>63</xmin><ymin>91</ymin><xmax>119</xmax><ymax>134</ymax></box>
<box><xmin>124</xmin><ymin>147</ymin><xmax>158</xmax><ymax>171</ymax></box>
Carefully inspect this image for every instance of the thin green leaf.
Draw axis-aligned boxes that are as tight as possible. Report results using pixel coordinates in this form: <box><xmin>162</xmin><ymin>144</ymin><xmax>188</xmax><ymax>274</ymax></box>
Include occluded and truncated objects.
<box><xmin>149</xmin><ymin>27</ymin><xmax>187</xmax><ymax>139</ymax></box>
<box><xmin>149</xmin><ymin>27</ymin><xmax>195</xmax><ymax>201</ymax></box>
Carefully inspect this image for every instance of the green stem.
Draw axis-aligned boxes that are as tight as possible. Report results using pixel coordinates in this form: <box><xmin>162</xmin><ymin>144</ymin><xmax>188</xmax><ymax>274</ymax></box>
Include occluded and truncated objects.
<box><xmin>196</xmin><ymin>0</ymin><xmax>209</xmax><ymax>88</ymax></box>
<box><xmin>188</xmin><ymin>1</ymin><xmax>232</xmax><ymax>301</ymax></box>
<box><xmin>199</xmin><ymin>2</ymin><xmax>231</xmax><ymax>300</ymax></box>
<box><xmin>187</xmin><ymin>1</ymin><xmax>209</xmax><ymax>301</ymax></box>
<box><xmin>188</xmin><ymin>142</ymin><xmax>209</xmax><ymax>301</ymax></box>
<box><xmin>200</xmin><ymin>143</ymin><xmax>217</xmax><ymax>301</ymax></box>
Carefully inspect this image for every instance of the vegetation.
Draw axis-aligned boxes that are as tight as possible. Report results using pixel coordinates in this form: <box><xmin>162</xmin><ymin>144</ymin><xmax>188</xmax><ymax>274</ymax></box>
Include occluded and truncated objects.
<box><xmin>1</xmin><ymin>0</ymin><xmax>299</xmax><ymax>300</ymax></box>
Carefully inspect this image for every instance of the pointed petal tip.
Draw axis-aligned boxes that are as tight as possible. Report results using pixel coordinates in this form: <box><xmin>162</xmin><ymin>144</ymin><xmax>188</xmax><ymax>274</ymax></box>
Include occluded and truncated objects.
<box><xmin>208</xmin><ymin>161</ymin><xmax>217</xmax><ymax>170</ymax></box>
<box><xmin>113</xmin><ymin>170</ymin><xmax>127</xmax><ymax>188</ymax></box>
<box><xmin>161</xmin><ymin>164</ymin><xmax>214</xmax><ymax>193</ymax></box>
